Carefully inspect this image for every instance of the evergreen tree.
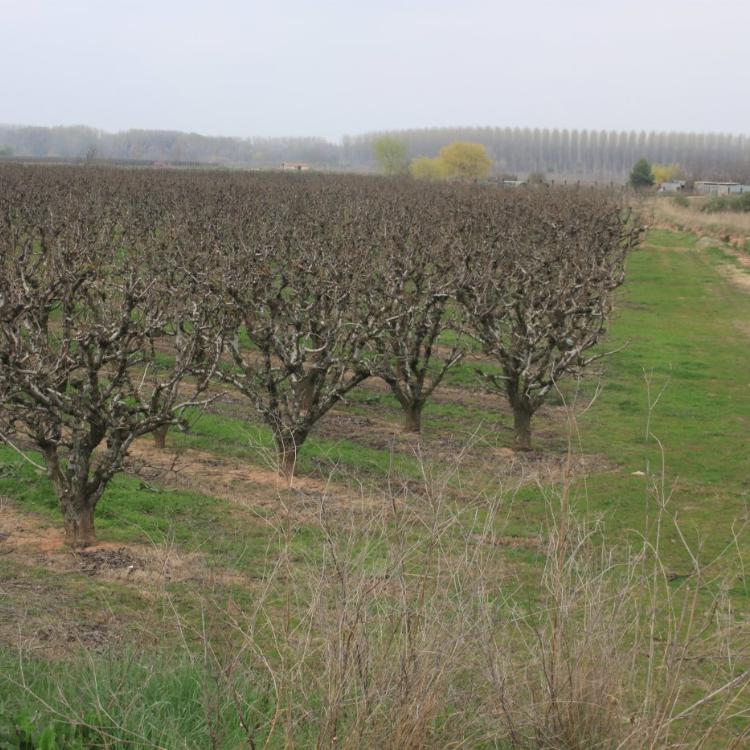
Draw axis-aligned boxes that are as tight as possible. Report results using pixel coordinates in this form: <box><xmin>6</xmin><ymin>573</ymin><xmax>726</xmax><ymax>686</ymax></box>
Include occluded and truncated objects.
<box><xmin>629</xmin><ymin>158</ymin><xmax>655</xmax><ymax>189</ymax></box>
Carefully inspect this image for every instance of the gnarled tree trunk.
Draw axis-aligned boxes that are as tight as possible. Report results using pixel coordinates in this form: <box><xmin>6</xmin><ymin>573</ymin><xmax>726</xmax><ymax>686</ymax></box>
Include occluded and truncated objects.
<box><xmin>387</xmin><ymin>381</ymin><xmax>427</xmax><ymax>435</ymax></box>
<box><xmin>59</xmin><ymin>491</ymin><xmax>98</xmax><ymax>548</ymax></box>
<box><xmin>403</xmin><ymin>401</ymin><xmax>424</xmax><ymax>434</ymax></box>
<box><xmin>45</xmin><ymin>448</ymin><xmax>105</xmax><ymax>548</ymax></box>
<box><xmin>152</xmin><ymin>424</ymin><xmax>169</xmax><ymax>449</ymax></box>
<box><xmin>298</xmin><ymin>371</ymin><xmax>320</xmax><ymax>413</ymax></box>
<box><xmin>512</xmin><ymin>403</ymin><xmax>534</xmax><ymax>452</ymax></box>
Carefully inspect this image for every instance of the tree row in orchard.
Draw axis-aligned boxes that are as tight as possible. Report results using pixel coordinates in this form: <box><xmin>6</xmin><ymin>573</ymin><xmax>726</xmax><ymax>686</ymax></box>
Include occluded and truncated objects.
<box><xmin>0</xmin><ymin>166</ymin><xmax>641</xmax><ymax>545</ymax></box>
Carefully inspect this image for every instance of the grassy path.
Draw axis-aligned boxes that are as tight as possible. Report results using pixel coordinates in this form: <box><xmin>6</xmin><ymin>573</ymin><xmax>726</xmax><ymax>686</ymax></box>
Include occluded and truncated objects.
<box><xmin>577</xmin><ymin>230</ymin><xmax>750</xmax><ymax>584</ymax></box>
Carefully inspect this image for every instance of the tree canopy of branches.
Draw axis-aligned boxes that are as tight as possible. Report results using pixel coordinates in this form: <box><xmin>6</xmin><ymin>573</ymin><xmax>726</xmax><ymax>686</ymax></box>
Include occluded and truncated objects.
<box><xmin>651</xmin><ymin>163</ymin><xmax>684</xmax><ymax>185</ymax></box>
<box><xmin>409</xmin><ymin>156</ymin><xmax>449</xmax><ymax>182</ymax></box>
<box><xmin>365</xmin><ymin>182</ymin><xmax>466</xmax><ymax>432</ymax></box>
<box><xmin>457</xmin><ymin>187</ymin><xmax>642</xmax><ymax>450</ymax></box>
<box><xmin>0</xmin><ymin>167</ymin><xmax>220</xmax><ymax>546</ymax></box>
<box><xmin>346</xmin><ymin>126</ymin><xmax>750</xmax><ymax>182</ymax></box>
<box><xmin>409</xmin><ymin>142</ymin><xmax>492</xmax><ymax>182</ymax></box>
<box><xmin>196</xmin><ymin>176</ymin><xmax>392</xmax><ymax>475</ymax></box>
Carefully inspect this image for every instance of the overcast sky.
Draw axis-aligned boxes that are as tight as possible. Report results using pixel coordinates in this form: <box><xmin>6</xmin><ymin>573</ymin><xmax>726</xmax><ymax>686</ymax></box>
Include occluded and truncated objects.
<box><xmin>1</xmin><ymin>0</ymin><xmax>748</xmax><ymax>141</ymax></box>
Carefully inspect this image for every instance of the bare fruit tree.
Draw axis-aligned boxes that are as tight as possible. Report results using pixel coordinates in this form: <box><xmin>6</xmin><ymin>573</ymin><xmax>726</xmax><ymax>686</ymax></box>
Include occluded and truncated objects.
<box><xmin>203</xmin><ymin>178</ymin><xmax>386</xmax><ymax>476</ymax></box>
<box><xmin>457</xmin><ymin>188</ymin><xmax>642</xmax><ymax>450</ymax></box>
<box><xmin>0</xmin><ymin>169</ymin><xmax>219</xmax><ymax>546</ymax></box>
<box><xmin>367</xmin><ymin>183</ymin><xmax>465</xmax><ymax>433</ymax></box>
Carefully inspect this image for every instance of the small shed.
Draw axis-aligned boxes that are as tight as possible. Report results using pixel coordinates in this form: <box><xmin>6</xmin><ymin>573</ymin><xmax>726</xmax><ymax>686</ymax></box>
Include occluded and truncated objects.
<box><xmin>657</xmin><ymin>181</ymin><xmax>686</xmax><ymax>193</ymax></box>
<box><xmin>695</xmin><ymin>181</ymin><xmax>741</xmax><ymax>196</ymax></box>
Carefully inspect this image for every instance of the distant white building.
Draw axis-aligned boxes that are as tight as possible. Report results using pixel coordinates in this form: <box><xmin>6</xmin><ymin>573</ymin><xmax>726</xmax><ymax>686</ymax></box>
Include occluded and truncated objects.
<box><xmin>694</xmin><ymin>181</ymin><xmax>750</xmax><ymax>196</ymax></box>
<box><xmin>280</xmin><ymin>162</ymin><xmax>310</xmax><ymax>172</ymax></box>
<box><xmin>657</xmin><ymin>180</ymin><xmax>686</xmax><ymax>193</ymax></box>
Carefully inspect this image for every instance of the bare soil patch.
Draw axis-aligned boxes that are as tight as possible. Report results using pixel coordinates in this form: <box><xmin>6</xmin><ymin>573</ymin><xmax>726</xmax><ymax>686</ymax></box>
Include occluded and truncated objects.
<box><xmin>0</xmin><ymin>500</ymin><xmax>264</xmax><ymax>657</ymax></box>
<box><xmin>350</xmin><ymin>371</ymin><xmax>504</xmax><ymax>411</ymax></box>
<box><xmin>0</xmin><ymin>500</ymin><xmax>245</xmax><ymax>588</ymax></box>
<box><xmin>0</xmin><ymin>501</ymin><xmax>113</xmax><ymax>555</ymax></box>
<box><xmin>125</xmin><ymin>440</ymin><xmax>381</xmax><ymax>524</ymax></box>
<box><xmin>315</xmin><ymin>395</ymin><xmax>614</xmax><ymax>487</ymax></box>
<box><xmin>123</xmin><ymin>418</ymin><xmax>613</xmax><ymax>539</ymax></box>
<box><xmin>720</xmin><ymin>255</ymin><xmax>750</xmax><ymax>293</ymax></box>
<box><xmin>486</xmin><ymin>446</ymin><xmax>615</xmax><ymax>485</ymax></box>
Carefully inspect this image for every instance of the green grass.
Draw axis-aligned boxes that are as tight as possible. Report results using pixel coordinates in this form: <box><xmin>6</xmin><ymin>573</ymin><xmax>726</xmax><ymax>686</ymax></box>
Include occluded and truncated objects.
<box><xmin>639</xmin><ymin>227</ymin><xmax>698</xmax><ymax>249</ymax></box>
<box><xmin>573</xmin><ymin>231</ymin><xmax>750</xmax><ymax>573</ymax></box>
<box><xmin>705</xmin><ymin>244</ymin><xmax>750</xmax><ymax>274</ymax></box>
<box><xmin>0</xmin><ymin>651</ymin><xmax>273</xmax><ymax>749</ymax></box>
<box><xmin>175</xmin><ymin>407</ymin><xmax>425</xmax><ymax>482</ymax></box>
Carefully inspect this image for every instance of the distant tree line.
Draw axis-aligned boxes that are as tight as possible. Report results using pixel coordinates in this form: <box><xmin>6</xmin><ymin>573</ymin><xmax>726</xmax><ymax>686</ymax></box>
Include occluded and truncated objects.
<box><xmin>345</xmin><ymin>127</ymin><xmax>750</xmax><ymax>182</ymax></box>
<box><xmin>0</xmin><ymin>124</ymin><xmax>339</xmax><ymax>167</ymax></box>
<box><xmin>1</xmin><ymin>123</ymin><xmax>750</xmax><ymax>181</ymax></box>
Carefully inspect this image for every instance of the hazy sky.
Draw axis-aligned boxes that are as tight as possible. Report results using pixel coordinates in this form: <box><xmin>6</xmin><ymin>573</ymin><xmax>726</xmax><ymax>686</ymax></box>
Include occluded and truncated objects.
<box><xmin>2</xmin><ymin>0</ymin><xmax>748</xmax><ymax>141</ymax></box>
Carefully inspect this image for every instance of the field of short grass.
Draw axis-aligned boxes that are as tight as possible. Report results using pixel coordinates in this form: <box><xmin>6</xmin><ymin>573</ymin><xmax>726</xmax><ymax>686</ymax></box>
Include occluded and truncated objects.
<box><xmin>1</xmin><ymin>228</ymin><xmax>749</xmax><ymax>747</ymax></box>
